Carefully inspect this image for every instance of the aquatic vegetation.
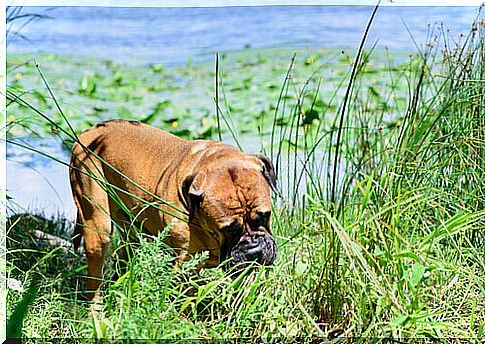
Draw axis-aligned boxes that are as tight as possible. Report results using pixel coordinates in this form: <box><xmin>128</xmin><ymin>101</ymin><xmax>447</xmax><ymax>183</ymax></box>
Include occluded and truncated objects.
<box><xmin>6</xmin><ymin>47</ymin><xmax>411</xmax><ymax>143</ymax></box>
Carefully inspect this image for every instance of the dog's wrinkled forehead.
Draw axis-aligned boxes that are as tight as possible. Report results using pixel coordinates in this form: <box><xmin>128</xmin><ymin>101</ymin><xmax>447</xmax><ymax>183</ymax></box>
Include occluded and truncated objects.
<box><xmin>203</xmin><ymin>164</ymin><xmax>272</xmax><ymax>219</ymax></box>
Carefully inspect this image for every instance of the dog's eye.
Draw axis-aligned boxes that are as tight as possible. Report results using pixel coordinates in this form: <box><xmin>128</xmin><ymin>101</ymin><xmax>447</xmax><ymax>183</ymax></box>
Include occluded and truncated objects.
<box><xmin>223</xmin><ymin>221</ymin><xmax>242</xmax><ymax>236</ymax></box>
<box><xmin>252</xmin><ymin>211</ymin><xmax>270</xmax><ymax>228</ymax></box>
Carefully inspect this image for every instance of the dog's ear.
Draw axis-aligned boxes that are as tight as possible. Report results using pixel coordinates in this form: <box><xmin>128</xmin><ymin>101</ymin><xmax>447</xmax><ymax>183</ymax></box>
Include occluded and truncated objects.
<box><xmin>253</xmin><ymin>154</ymin><xmax>280</xmax><ymax>197</ymax></box>
<box><xmin>181</xmin><ymin>172</ymin><xmax>206</xmax><ymax>221</ymax></box>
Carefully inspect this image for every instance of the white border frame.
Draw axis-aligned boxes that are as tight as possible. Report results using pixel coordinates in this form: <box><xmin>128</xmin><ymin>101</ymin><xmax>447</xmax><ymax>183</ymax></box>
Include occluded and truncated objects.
<box><xmin>1</xmin><ymin>1</ymin><xmax>483</xmax><ymax>341</ymax></box>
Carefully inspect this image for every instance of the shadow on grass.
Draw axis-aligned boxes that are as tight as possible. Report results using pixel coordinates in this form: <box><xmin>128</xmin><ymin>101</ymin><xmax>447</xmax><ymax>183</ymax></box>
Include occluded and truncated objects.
<box><xmin>7</xmin><ymin>212</ymin><xmax>86</xmax><ymax>296</ymax></box>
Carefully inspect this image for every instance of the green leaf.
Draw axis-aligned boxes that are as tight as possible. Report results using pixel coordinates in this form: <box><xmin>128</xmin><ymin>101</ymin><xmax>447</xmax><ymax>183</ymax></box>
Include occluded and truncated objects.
<box><xmin>150</xmin><ymin>63</ymin><xmax>165</xmax><ymax>73</ymax></box>
<box><xmin>395</xmin><ymin>252</ymin><xmax>420</xmax><ymax>261</ymax></box>
<box><xmin>32</xmin><ymin>90</ymin><xmax>48</xmax><ymax>106</ymax></box>
<box><xmin>7</xmin><ymin>279</ymin><xmax>39</xmax><ymax>338</ymax></box>
<box><xmin>302</xmin><ymin>109</ymin><xmax>319</xmax><ymax>125</ymax></box>
<box><xmin>392</xmin><ymin>315</ymin><xmax>409</xmax><ymax>326</ymax></box>
<box><xmin>411</xmin><ymin>262</ymin><xmax>425</xmax><ymax>287</ymax></box>
<box><xmin>140</xmin><ymin>112</ymin><xmax>158</xmax><ymax>125</ymax></box>
<box><xmin>196</xmin><ymin>125</ymin><xmax>214</xmax><ymax>139</ymax></box>
<box><xmin>478</xmin><ymin>321</ymin><xmax>485</xmax><ymax>340</ymax></box>
<box><xmin>79</xmin><ymin>74</ymin><xmax>97</xmax><ymax>96</ymax></box>
<box><xmin>295</xmin><ymin>261</ymin><xmax>308</xmax><ymax>275</ymax></box>
<box><xmin>112</xmin><ymin>71</ymin><xmax>124</xmax><ymax>85</ymax></box>
<box><xmin>152</xmin><ymin>100</ymin><xmax>172</xmax><ymax>115</ymax></box>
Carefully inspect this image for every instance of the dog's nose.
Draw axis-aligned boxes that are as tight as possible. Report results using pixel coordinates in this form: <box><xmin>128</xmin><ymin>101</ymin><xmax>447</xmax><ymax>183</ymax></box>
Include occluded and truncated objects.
<box><xmin>245</xmin><ymin>245</ymin><xmax>263</xmax><ymax>260</ymax></box>
<box><xmin>239</xmin><ymin>236</ymin><xmax>263</xmax><ymax>260</ymax></box>
<box><xmin>239</xmin><ymin>236</ymin><xmax>256</xmax><ymax>248</ymax></box>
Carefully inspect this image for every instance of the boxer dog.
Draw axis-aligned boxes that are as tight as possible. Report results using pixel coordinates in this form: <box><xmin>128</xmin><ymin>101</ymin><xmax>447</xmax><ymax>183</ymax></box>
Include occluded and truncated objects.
<box><xmin>70</xmin><ymin>119</ymin><xmax>278</xmax><ymax>301</ymax></box>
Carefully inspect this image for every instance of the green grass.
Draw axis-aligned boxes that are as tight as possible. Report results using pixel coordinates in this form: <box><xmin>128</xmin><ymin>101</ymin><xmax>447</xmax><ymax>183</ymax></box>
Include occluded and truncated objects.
<box><xmin>5</xmin><ymin>14</ymin><xmax>485</xmax><ymax>341</ymax></box>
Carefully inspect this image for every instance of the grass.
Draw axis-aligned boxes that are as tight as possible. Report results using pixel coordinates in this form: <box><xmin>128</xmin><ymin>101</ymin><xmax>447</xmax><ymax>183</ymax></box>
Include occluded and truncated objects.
<box><xmin>5</xmin><ymin>9</ymin><xmax>485</xmax><ymax>341</ymax></box>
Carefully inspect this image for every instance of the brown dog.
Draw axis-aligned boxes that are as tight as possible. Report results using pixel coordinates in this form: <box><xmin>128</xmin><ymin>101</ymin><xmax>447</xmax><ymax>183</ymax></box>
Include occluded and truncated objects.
<box><xmin>70</xmin><ymin>119</ymin><xmax>278</xmax><ymax>301</ymax></box>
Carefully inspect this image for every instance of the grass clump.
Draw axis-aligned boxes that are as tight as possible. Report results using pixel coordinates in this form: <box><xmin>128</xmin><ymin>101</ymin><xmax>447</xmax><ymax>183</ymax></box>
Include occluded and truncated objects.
<box><xmin>276</xmin><ymin>15</ymin><xmax>485</xmax><ymax>339</ymax></box>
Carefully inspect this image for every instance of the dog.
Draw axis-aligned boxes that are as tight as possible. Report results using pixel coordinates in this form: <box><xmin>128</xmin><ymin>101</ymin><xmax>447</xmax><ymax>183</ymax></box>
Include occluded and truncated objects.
<box><xmin>70</xmin><ymin>119</ymin><xmax>278</xmax><ymax>301</ymax></box>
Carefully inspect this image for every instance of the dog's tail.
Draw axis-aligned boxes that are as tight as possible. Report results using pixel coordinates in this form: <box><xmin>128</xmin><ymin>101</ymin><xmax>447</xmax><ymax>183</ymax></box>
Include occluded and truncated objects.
<box><xmin>72</xmin><ymin>212</ymin><xmax>83</xmax><ymax>251</ymax></box>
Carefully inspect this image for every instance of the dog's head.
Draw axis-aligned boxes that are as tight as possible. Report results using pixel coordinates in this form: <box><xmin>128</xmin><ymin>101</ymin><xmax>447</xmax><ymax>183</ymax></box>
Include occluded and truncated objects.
<box><xmin>182</xmin><ymin>153</ymin><xmax>278</xmax><ymax>273</ymax></box>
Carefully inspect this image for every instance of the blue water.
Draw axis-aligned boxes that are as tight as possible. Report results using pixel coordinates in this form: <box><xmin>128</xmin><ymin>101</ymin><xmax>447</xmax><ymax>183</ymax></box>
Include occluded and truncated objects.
<box><xmin>7</xmin><ymin>6</ymin><xmax>480</xmax><ymax>65</ymax></box>
<box><xmin>7</xmin><ymin>139</ymin><xmax>74</xmax><ymax>218</ymax></box>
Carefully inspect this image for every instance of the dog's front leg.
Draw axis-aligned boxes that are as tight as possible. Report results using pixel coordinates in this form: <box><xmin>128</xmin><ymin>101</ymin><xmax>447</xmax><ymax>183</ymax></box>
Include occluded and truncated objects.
<box><xmin>167</xmin><ymin>219</ymin><xmax>191</xmax><ymax>272</ymax></box>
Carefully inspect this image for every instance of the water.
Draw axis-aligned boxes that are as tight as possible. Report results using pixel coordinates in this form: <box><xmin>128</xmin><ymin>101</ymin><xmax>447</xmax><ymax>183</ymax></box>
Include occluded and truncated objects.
<box><xmin>6</xmin><ymin>5</ymin><xmax>480</xmax><ymax>218</ymax></box>
<box><xmin>7</xmin><ymin>6</ymin><xmax>478</xmax><ymax>65</ymax></box>
<box><xmin>7</xmin><ymin>138</ymin><xmax>76</xmax><ymax>218</ymax></box>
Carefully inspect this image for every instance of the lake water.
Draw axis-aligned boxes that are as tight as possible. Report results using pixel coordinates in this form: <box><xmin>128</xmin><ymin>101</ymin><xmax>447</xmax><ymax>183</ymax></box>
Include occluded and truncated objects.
<box><xmin>8</xmin><ymin>6</ymin><xmax>479</xmax><ymax>64</ymax></box>
<box><xmin>6</xmin><ymin>5</ymin><xmax>480</xmax><ymax>218</ymax></box>
<box><xmin>7</xmin><ymin>139</ymin><xmax>74</xmax><ymax>218</ymax></box>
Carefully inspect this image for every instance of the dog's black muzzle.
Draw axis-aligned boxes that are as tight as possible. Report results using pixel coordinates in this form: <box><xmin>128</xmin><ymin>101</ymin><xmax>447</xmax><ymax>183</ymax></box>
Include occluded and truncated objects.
<box><xmin>222</xmin><ymin>234</ymin><xmax>277</xmax><ymax>274</ymax></box>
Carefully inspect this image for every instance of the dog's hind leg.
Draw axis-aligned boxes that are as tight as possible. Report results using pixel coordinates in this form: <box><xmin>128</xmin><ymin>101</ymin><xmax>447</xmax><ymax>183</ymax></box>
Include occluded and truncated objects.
<box><xmin>70</xmin><ymin>146</ymin><xmax>112</xmax><ymax>303</ymax></box>
<box><xmin>82</xmin><ymin>211</ymin><xmax>111</xmax><ymax>303</ymax></box>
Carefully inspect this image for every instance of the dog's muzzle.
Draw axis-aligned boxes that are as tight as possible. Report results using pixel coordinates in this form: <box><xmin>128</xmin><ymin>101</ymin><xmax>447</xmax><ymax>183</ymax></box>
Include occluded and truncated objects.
<box><xmin>222</xmin><ymin>234</ymin><xmax>277</xmax><ymax>274</ymax></box>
